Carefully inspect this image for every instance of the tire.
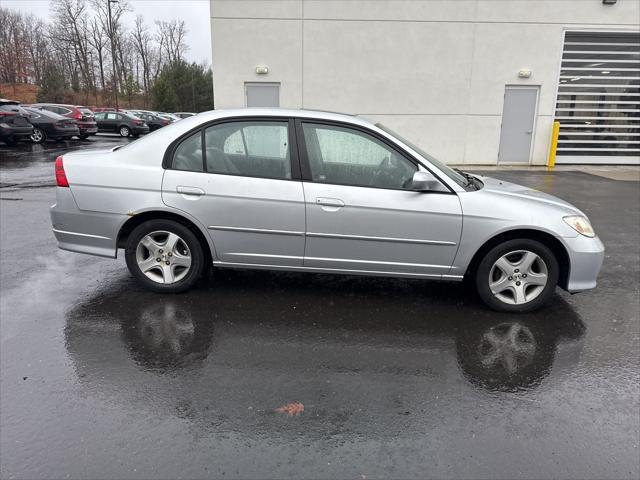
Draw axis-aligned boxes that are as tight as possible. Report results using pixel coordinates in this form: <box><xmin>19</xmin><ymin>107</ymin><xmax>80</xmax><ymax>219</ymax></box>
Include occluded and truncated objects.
<box><xmin>119</xmin><ymin>125</ymin><xmax>131</xmax><ymax>137</ymax></box>
<box><xmin>2</xmin><ymin>137</ymin><xmax>17</xmax><ymax>146</ymax></box>
<box><xmin>79</xmin><ymin>134</ymin><xmax>89</xmax><ymax>140</ymax></box>
<box><xmin>475</xmin><ymin>239</ymin><xmax>559</xmax><ymax>313</ymax></box>
<box><xmin>30</xmin><ymin>127</ymin><xmax>46</xmax><ymax>144</ymax></box>
<box><xmin>125</xmin><ymin>219</ymin><xmax>206</xmax><ymax>293</ymax></box>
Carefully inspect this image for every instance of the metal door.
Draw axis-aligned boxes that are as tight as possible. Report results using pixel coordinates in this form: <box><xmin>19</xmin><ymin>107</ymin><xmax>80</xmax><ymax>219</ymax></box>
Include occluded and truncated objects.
<box><xmin>297</xmin><ymin>121</ymin><xmax>462</xmax><ymax>278</ymax></box>
<box><xmin>245</xmin><ymin>83</ymin><xmax>280</xmax><ymax>108</ymax></box>
<box><xmin>162</xmin><ymin>119</ymin><xmax>306</xmax><ymax>267</ymax></box>
<box><xmin>498</xmin><ymin>87</ymin><xmax>538</xmax><ymax>164</ymax></box>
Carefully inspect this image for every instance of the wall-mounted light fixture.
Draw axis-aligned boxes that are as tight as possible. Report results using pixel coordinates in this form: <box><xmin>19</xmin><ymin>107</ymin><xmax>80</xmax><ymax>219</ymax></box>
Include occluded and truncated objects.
<box><xmin>602</xmin><ymin>0</ymin><xmax>617</xmax><ymax>5</ymax></box>
<box><xmin>518</xmin><ymin>69</ymin><xmax>532</xmax><ymax>78</ymax></box>
<box><xmin>255</xmin><ymin>65</ymin><xmax>269</xmax><ymax>75</ymax></box>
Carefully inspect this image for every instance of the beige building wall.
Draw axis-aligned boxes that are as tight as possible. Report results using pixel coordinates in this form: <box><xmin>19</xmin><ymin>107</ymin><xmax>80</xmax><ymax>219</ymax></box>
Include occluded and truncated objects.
<box><xmin>211</xmin><ymin>0</ymin><xmax>639</xmax><ymax>165</ymax></box>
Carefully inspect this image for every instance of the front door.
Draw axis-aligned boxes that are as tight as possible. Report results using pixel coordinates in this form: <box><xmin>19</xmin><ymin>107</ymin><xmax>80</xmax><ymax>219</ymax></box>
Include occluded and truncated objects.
<box><xmin>162</xmin><ymin>118</ymin><xmax>306</xmax><ymax>266</ymax></box>
<box><xmin>498</xmin><ymin>86</ymin><xmax>539</xmax><ymax>164</ymax></box>
<box><xmin>297</xmin><ymin>121</ymin><xmax>462</xmax><ymax>277</ymax></box>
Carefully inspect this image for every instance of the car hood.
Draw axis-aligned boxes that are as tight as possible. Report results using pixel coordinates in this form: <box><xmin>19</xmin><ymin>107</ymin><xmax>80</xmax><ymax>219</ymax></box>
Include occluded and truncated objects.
<box><xmin>476</xmin><ymin>175</ymin><xmax>584</xmax><ymax>215</ymax></box>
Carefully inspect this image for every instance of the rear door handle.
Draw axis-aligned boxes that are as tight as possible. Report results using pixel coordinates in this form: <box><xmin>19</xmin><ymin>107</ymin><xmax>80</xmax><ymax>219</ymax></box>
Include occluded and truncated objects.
<box><xmin>316</xmin><ymin>197</ymin><xmax>345</xmax><ymax>207</ymax></box>
<box><xmin>176</xmin><ymin>186</ymin><xmax>205</xmax><ymax>196</ymax></box>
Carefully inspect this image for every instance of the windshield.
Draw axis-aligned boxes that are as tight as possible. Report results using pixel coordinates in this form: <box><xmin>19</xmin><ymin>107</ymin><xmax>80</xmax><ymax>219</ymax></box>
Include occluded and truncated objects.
<box><xmin>375</xmin><ymin>123</ymin><xmax>469</xmax><ymax>188</ymax></box>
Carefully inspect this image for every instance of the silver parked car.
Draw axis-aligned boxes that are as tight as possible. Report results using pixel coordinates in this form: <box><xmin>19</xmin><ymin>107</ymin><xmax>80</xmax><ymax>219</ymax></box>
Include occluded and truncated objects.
<box><xmin>50</xmin><ymin>109</ymin><xmax>604</xmax><ymax>312</ymax></box>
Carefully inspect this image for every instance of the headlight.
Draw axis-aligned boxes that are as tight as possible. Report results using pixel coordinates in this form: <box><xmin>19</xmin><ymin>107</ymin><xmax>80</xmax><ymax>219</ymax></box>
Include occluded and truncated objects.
<box><xmin>563</xmin><ymin>215</ymin><xmax>595</xmax><ymax>237</ymax></box>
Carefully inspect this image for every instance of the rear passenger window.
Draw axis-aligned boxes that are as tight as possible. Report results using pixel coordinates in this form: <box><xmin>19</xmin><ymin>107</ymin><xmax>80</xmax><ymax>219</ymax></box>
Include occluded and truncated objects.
<box><xmin>173</xmin><ymin>131</ymin><xmax>203</xmax><ymax>172</ymax></box>
<box><xmin>204</xmin><ymin>121</ymin><xmax>290</xmax><ymax>179</ymax></box>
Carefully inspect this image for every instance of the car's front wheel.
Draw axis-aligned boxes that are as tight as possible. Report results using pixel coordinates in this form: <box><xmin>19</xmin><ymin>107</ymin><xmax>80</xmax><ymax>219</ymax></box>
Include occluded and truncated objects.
<box><xmin>119</xmin><ymin>126</ymin><xmax>131</xmax><ymax>137</ymax></box>
<box><xmin>125</xmin><ymin>219</ymin><xmax>206</xmax><ymax>293</ymax></box>
<box><xmin>475</xmin><ymin>239</ymin><xmax>559</xmax><ymax>313</ymax></box>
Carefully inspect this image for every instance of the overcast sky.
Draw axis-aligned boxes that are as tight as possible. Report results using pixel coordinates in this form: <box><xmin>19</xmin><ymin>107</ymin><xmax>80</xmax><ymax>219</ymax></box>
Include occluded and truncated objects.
<box><xmin>3</xmin><ymin>0</ymin><xmax>212</xmax><ymax>65</ymax></box>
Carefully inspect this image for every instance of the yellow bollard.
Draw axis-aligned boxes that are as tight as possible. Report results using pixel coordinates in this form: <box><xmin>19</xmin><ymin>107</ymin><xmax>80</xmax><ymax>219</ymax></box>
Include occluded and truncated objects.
<box><xmin>547</xmin><ymin>121</ymin><xmax>560</xmax><ymax>170</ymax></box>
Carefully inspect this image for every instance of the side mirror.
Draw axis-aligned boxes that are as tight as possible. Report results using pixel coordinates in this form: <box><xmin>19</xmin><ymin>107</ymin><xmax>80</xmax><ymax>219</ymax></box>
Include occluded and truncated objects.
<box><xmin>410</xmin><ymin>171</ymin><xmax>442</xmax><ymax>192</ymax></box>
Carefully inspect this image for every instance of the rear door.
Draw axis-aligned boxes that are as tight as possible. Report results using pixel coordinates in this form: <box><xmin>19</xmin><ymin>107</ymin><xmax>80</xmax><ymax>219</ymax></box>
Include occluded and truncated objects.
<box><xmin>297</xmin><ymin>120</ymin><xmax>462</xmax><ymax>277</ymax></box>
<box><xmin>162</xmin><ymin>117</ymin><xmax>306</xmax><ymax>266</ymax></box>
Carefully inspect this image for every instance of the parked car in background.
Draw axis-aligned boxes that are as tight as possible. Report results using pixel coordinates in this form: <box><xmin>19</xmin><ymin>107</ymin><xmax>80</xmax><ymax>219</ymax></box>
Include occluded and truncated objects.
<box><xmin>91</xmin><ymin>107</ymin><xmax>116</xmax><ymax>113</ymax></box>
<box><xmin>31</xmin><ymin>103</ymin><xmax>97</xmax><ymax>139</ymax></box>
<box><xmin>94</xmin><ymin>111</ymin><xmax>149</xmax><ymax>137</ymax></box>
<box><xmin>49</xmin><ymin>108</ymin><xmax>604</xmax><ymax>312</ymax></box>
<box><xmin>133</xmin><ymin>112</ymin><xmax>169</xmax><ymax>131</ymax></box>
<box><xmin>0</xmin><ymin>99</ymin><xmax>34</xmax><ymax>145</ymax></box>
<box><xmin>173</xmin><ymin>112</ymin><xmax>196</xmax><ymax>119</ymax></box>
<box><xmin>23</xmin><ymin>107</ymin><xmax>80</xmax><ymax>144</ymax></box>
<box><xmin>157</xmin><ymin>112</ymin><xmax>181</xmax><ymax>123</ymax></box>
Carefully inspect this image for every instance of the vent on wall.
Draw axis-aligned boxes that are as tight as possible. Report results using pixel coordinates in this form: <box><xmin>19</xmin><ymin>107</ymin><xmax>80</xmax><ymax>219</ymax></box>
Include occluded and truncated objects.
<box><xmin>554</xmin><ymin>31</ymin><xmax>639</xmax><ymax>164</ymax></box>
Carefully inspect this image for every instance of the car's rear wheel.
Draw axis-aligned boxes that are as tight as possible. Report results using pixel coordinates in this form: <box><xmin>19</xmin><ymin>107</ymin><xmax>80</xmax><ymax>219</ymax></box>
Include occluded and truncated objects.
<box><xmin>79</xmin><ymin>134</ymin><xmax>89</xmax><ymax>140</ymax></box>
<box><xmin>119</xmin><ymin>126</ymin><xmax>131</xmax><ymax>137</ymax></box>
<box><xmin>475</xmin><ymin>239</ymin><xmax>559</xmax><ymax>313</ymax></box>
<box><xmin>30</xmin><ymin>127</ymin><xmax>46</xmax><ymax>144</ymax></box>
<box><xmin>125</xmin><ymin>219</ymin><xmax>206</xmax><ymax>293</ymax></box>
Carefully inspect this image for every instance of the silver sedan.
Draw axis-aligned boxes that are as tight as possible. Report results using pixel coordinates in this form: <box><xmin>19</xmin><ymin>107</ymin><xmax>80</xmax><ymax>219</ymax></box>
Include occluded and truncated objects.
<box><xmin>50</xmin><ymin>109</ymin><xmax>604</xmax><ymax>312</ymax></box>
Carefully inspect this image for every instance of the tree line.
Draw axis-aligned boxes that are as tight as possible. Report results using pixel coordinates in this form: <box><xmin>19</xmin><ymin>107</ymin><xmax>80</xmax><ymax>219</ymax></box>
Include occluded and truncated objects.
<box><xmin>0</xmin><ymin>0</ymin><xmax>213</xmax><ymax>112</ymax></box>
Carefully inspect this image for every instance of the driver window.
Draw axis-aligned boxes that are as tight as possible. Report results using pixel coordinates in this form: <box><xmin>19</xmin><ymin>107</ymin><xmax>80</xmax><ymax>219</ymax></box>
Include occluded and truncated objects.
<box><xmin>302</xmin><ymin>123</ymin><xmax>417</xmax><ymax>189</ymax></box>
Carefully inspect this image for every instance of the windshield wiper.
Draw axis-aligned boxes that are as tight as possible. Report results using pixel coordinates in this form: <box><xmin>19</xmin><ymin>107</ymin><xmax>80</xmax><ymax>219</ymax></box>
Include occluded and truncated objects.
<box><xmin>453</xmin><ymin>168</ymin><xmax>479</xmax><ymax>190</ymax></box>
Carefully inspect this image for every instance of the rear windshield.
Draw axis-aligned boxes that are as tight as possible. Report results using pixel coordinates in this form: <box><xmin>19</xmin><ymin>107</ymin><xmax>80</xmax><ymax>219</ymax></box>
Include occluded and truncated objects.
<box><xmin>79</xmin><ymin>108</ymin><xmax>94</xmax><ymax>115</ymax></box>
<box><xmin>0</xmin><ymin>104</ymin><xmax>19</xmax><ymax>113</ymax></box>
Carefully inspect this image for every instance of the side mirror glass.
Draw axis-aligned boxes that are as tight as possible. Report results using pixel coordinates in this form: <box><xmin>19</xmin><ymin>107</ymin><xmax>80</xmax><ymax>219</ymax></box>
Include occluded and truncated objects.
<box><xmin>410</xmin><ymin>171</ymin><xmax>443</xmax><ymax>192</ymax></box>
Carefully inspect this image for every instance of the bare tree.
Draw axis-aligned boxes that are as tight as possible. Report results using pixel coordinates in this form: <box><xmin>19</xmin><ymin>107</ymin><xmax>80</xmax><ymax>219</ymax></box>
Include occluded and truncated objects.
<box><xmin>155</xmin><ymin>19</ymin><xmax>188</xmax><ymax>65</ymax></box>
<box><xmin>132</xmin><ymin>15</ymin><xmax>153</xmax><ymax>106</ymax></box>
<box><xmin>87</xmin><ymin>18</ymin><xmax>107</xmax><ymax>91</ymax></box>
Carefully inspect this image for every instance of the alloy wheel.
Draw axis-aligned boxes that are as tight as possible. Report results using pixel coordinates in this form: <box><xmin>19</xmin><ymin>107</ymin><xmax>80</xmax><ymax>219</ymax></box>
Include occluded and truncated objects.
<box><xmin>488</xmin><ymin>250</ymin><xmax>548</xmax><ymax>305</ymax></box>
<box><xmin>30</xmin><ymin>128</ymin><xmax>44</xmax><ymax>143</ymax></box>
<box><xmin>120</xmin><ymin>126</ymin><xmax>130</xmax><ymax>137</ymax></box>
<box><xmin>135</xmin><ymin>230</ymin><xmax>192</xmax><ymax>284</ymax></box>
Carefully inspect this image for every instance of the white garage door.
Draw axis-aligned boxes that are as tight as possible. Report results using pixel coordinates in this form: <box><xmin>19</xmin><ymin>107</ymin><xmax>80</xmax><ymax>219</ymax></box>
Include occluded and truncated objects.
<box><xmin>554</xmin><ymin>31</ymin><xmax>639</xmax><ymax>165</ymax></box>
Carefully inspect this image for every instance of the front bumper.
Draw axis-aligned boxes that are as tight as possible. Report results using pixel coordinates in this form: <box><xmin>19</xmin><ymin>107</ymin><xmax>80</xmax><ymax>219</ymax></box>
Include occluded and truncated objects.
<box><xmin>563</xmin><ymin>234</ymin><xmax>605</xmax><ymax>293</ymax></box>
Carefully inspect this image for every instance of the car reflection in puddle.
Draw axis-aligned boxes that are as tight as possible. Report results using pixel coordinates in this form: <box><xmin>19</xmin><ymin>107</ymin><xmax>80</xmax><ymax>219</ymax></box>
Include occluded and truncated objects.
<box><xmin>64</xmin><ymin>270</ymin><xmax>586</xmax><ymax>429</ymax></box>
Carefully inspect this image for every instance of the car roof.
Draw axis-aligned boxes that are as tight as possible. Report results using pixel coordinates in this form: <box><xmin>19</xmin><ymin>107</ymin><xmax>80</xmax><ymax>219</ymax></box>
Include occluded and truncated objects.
<box><xmin>193</xmin><ymin>108</ymin><xmax>372</xmax><ymax>128</ymax></box>
<box><xmin>24</xmin><ymin>107</ymin><xmax>67</xmax><ymax>119</ymax></box>
<box><xmin>0</xmin><ymin>99</ymin><xmax>19</xmax><ymax>105</ymax></box>
<box><xmin>33</xmin><ymin>103</ymin><xmax>76</xmax><ymax>108</ymax></box>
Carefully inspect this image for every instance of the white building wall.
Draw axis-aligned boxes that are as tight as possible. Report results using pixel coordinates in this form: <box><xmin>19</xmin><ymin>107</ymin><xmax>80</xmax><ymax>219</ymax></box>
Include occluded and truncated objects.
<box><xmin>211</xmin><ymin>0</ymin><xmax>639</xmax><ymax>165</ymax></box>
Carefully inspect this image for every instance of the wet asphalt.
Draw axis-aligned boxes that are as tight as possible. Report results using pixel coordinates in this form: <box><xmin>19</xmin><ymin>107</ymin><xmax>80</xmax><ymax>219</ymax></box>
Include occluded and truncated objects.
<box><xmin>0</xmin><ymin>136</ymin><xmax>639</xmax><ymax>479</ymax></box>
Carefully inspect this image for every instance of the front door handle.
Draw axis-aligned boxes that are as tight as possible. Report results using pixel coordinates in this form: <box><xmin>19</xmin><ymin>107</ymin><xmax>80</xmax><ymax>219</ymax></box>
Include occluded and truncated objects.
<box><xmin>176</xmin><ymin>186</ymin><xmax>205</xmax><ymax>196</ymax></box>
<box><xmin>316</xmin><ymin>197</ymin><xmax>345</xmax><ymax>208</ymax></box>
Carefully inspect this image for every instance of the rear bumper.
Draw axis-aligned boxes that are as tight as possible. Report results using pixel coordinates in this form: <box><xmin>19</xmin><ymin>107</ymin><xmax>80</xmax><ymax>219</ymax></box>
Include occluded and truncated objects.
<box><xmin>50</xmin><ymin>187</ymin><xmax>124</xmax><ymax>258</ymax></box>
<box><xmin>131</xmin><ymin>125</ymin><xmax>150</xmax><ymax>135</ymax></box>
<box><xmin>77</xmin><ymin>124</ymin><xmax>98</xmax><ymax>135</ymax></box>
<box><xmin>52</xmin><ymin>127</ymin><xmax>80</xmax><ymax>138</ymax></box>
<box><xmin>564</xmin><ymin>234</ymin><xmax>605</xmax><ymax>293</ymax></box>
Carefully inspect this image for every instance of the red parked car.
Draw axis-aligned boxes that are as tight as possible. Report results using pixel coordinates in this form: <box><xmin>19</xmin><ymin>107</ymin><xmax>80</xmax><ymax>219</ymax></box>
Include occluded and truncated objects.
<box><xmin>30</xmin><ymin>103</ymin><xmax>97</xmax><ymax>139</ymax></box>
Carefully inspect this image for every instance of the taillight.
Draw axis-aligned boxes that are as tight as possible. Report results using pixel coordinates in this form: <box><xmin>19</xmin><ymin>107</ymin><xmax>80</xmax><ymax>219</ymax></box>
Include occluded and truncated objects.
<box><xmin>162</xmin><ymin>120</ymin><xmax>169</xmax><ymax>125</ymax></box>
<box><xmin>55</xmin><ymin>156</ymin><xmax>69</xmax><ymax>187</ymax></box>
<box><xmin>72</xmin><ymin>110</ymin><xmax>82</xmax><ymax>120</ymax></box>
<box><xmin>133</xmin><ymin>119</ymin><xmax>143</xmax><ymax>125</ymax></box>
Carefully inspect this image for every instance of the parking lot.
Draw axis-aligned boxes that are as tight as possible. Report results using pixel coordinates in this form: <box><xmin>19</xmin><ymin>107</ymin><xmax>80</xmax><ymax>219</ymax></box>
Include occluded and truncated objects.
<box><xmin>1</xmin><ymin>136</ymin><xmax>639</xmax><ymax>479</ymax></box>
